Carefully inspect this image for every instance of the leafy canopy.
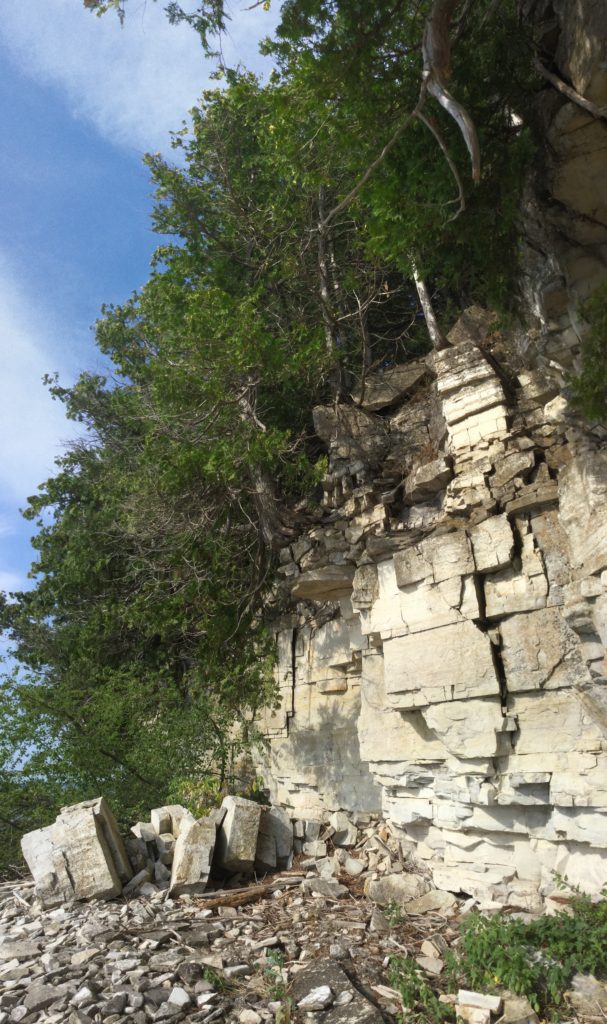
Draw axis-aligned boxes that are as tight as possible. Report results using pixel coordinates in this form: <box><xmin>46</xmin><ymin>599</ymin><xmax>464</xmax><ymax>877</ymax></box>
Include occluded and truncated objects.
<box><xmin>1</xmin><ymin>0</ymin><xmax>536</xmax><ymax>873</ymax></box>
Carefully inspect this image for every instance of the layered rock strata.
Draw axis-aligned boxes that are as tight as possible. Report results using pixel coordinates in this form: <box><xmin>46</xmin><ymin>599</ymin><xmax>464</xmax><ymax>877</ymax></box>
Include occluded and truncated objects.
<box><xmin>259</xmin><ymin>308</ymin><xmax>607</xmax><ymax>908</ymax></box>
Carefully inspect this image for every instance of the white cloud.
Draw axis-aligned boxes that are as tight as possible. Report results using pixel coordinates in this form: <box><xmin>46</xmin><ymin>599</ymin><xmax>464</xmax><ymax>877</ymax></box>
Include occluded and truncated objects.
<box><xmin>0</xmin><ymin>0</ymin><xmax>279</xmax><ymax>155</ymax></box>
<box><xmin>0</xmin><ymin>252</ymin><xmax>80</xmax><ymax>506</ymax></box>
<box><xmin>0</xmin><ymin>570</ymin><xmax>26</xmax><ymax>595</ymax></box>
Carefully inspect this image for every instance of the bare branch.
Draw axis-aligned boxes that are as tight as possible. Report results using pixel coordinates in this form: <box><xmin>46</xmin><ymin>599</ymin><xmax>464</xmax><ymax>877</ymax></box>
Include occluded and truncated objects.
<box><xmin>411</xmin><ymin>259</ymin><xmax>450</xmax><ymax>351</ymax></box>
<box><xmin>533</xmin><ymin>56</ymin><xmax>607</xmax><ymax>121</ymax></box>
<box><xmin>415</xmin><ymin>110</ymin><xmax>466</xmax><ymax>219</ymax></box>
<box><xmin>422</xmin><ymin>0</ymin><xmax>481</xmax><ymax>183</ymax></box>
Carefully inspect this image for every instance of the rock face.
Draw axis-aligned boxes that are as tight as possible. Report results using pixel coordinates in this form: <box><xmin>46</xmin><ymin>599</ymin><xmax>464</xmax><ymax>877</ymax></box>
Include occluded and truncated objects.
<box><xmin>259</xmin><ymin>303</ymin><xmax>607</xmax><ymax>907</ymax></box>
<box><xmin>256</xmin><ymin>4</ymin><xmax>607</xmax><ymax>910</ymax></box>
<box><xmin>519</xmin><ymin>0</ymin><xmax>607</xmax><ymax>370</ymax></box>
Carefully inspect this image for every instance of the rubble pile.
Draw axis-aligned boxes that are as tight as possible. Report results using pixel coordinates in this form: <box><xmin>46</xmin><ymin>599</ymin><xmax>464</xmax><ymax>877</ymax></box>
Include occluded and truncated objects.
<box><xmin>3</xmin><ymin>858</ymin><xmax>606</xmax><ymax>1024</ymax></box>
<box><xmin>21</xmin><ymin>797</ymin><xmax>298</xmax><ymax>908</ymax></box>
<box><xmin>0</xmin><ymin>867</ymin><xmax>454</xmax><ymax>1024</ymax></box>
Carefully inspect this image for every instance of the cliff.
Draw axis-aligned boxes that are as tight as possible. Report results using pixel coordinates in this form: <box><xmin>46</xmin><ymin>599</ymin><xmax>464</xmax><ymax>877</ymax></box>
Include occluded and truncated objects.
<box><xmin>257</xmin><ymin>0</ymin><xmax>607</xmax><ymax>908</ymax></box>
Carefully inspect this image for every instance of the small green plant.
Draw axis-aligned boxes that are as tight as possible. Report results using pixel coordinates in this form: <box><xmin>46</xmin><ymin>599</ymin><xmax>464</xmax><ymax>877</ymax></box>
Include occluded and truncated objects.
<box><xmin>261</xmin><ymin>948</ymin><xmax>289</xmax><ymax>1001</ymax></box>
<box><xmin>389</xmin><ymin>956</ymin><xmax>454</xmax><ymax>1024</ymax></box>
<box><xmin>446</xmin><ymin>878</ymin><xmax>607</xmax><ymax>1015</ymax></box>
<box><xmin>384</xmin><ymin>898</ymin><xmax>405</xmax><ymax>928</ymax></box>
<box><xmin>202</xmin><ymin>966</ymin><xmax>227</xmax><ymax>991</ymax></box>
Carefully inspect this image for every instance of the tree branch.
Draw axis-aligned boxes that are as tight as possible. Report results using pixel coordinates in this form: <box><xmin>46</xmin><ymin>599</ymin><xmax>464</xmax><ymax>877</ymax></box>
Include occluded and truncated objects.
<box><xmin>411</xmin><ymin>259</ymin><xmax>450</xmax><ymax>351</ymax></box>
<box><xmin>422</xmin><ymin>0</ymin><xmax>481</xmax><ymax>183</ymax></box>
<box><xmin>415</xmin><ymin>110</ymin><xmax>466</xmax><ymax>219</ymax></box>
<box><xmin>533</xmin><ymin>56</ymin><xmax>607</xmax><ymax>121</ymax></box>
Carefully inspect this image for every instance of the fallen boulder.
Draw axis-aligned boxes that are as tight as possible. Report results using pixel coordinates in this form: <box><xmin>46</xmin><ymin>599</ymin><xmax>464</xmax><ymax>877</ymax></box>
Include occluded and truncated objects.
<box><xmin>255</xmin><ymin>805</ymin><xmax>293</xmax><ymax>872</ymax></box>
<box><xmin>169</xmin><ymin>816</ymin><xmax>217</xmax><ymax>897</ymax></box>
<box><xmin>214</xmin><ymin>796</ymin><xmax>262</xmax><ymax>873</ymax></box>
<box><xmin>21</xmin><ymin>797</ymin><xmax>132</xmax><ymax>907</ymax></box>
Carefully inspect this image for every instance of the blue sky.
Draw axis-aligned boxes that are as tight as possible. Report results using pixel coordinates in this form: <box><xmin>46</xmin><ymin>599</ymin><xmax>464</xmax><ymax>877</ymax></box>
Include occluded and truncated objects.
<box><xmin>0</xmin><ymin>0</ymin><xmax>277</xmax><ymax>598</ymax></box>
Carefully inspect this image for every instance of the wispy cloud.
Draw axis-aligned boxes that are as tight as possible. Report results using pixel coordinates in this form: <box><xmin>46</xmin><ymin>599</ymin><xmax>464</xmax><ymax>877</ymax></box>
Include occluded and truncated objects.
<box><xmin>0</xmin><ymin>251</ymin><xmax>79</xmax><ymax>506</ymax></box>
<box><xmin>0</xmin><ymin>0</ymin><xmax>278</xmax><ymax>155</ymax></box>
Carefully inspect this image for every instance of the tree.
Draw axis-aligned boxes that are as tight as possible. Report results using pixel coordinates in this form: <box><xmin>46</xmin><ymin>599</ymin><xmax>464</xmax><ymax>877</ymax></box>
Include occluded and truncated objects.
<box><xmin>1</xmin><ymin>1</ymin><xmax>538</xmax><ymax>873</ymax></box>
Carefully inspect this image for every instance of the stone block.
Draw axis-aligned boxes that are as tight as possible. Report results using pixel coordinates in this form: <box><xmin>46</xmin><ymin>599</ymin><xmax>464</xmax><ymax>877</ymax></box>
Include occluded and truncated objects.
<box><xmin>485</xmin><ymin>531</ymin><xmax>548</xmax><ymax>617</ymax></box>
<box><xmin>469</xmin><ymin>515</ymin><xmax>514</xmax><ymax>573</ymax></box>
<box><xmin>405</xmin><ymin>458</ymin><xmax>452</xmax><ymax>503</ymax></box>
<box><xmin>499</xmin><ymin>608</ymin><xmax>591</xmax><ymax>693</ymax></box>
<box><xmin>155</xmin><ymin>833</ymin><xmax>176</xmax><ymax>865</ymax></box>
<box><xmin>351</xmin><ymin>564</ymin><xmax>379</xmax><ymax>610</ymax></box>
<box><xmin>22</xmin><ymin>797</ymin><xmax>132</xmax><ymax>906</ymax></box>
<box><xmin>423</xmin><ymin>699</ymin><xmax>510</xmax><ymax>759</ymax></box>
<box><xmin>169</xmin><ymin>816</ymin><xmax>216</xmax><ymax>897</ymax></box>
<box><xmin>421</xmin><ymin>531</ymin><xmax>475</xmax><ymax>583</ymax></box>
<box><xmin>214</xmin><ymin>796</ymin><xmax>262</xmax><ymax>873</ymax></box>
<box><xmin>291</xmin><ymin>565</ymin><xmax>355</xmax><ymax>601</ymax></box>
<box><xmin>384</xmin><ymin>621</ymin><xmax>499</xmax><ymax>707</ymax></box>
<box><xmin>364</xmin><ymin>873</ymin><xmax>429</xmax><ymax>904</ymax></box>
<box><xmin>352</xmin><ymin>360</ymin><xmax>428</xmax><ymax>411</ymax></box>
<box><xmin>329</xmin><ymin>811</ymin><xmax>358</xmax><ymax>847</ymax></box>
<box><xmin>150</xmin><ymin>807</ymin><xmax>172</xmax><ymax>834</ymax></box>
<box><xmin>255</xmin><ymin>806</ymin><xmax>293</xmax><ymax>871</ymax></box>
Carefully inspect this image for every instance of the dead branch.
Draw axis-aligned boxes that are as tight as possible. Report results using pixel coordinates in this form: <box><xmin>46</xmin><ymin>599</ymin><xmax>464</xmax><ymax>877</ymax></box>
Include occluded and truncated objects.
<box><xmin>321</xmin><ymin>94</ymin><xmax>426</xmax><ymax>229</ymax></box>
<box><xmin>533</xmin><ymin>56</ymin><xmax>607</xmax><ymax>121</ymax></box>
<box><xmin>415</xmin><ymin>110</ymin><xmax>466</xmax><ymax>218</ymax></box>
<box><xmin>411</xmin><ymin>259</ymin><xmax>450</xmax><ymax>351</ymax></box>
<box><xmin>422</xmin><ymin>0</ymin><xmax>481</xmax><ymax>183</ymax></box>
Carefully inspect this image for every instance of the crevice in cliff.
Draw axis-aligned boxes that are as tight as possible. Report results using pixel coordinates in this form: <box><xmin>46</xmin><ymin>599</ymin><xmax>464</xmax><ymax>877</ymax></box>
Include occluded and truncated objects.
<box><xmin>471</xmin><ymin>570</ymin><xmax>509</xmax><ymax>710</ymax></box>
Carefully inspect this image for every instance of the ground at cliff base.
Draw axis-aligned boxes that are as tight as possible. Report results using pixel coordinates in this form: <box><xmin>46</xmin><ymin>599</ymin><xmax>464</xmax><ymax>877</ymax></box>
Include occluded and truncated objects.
<box><xmin>2</xmin><ymin>869</ymin><xmax>607</xmax><ymax>1024</ymax></box>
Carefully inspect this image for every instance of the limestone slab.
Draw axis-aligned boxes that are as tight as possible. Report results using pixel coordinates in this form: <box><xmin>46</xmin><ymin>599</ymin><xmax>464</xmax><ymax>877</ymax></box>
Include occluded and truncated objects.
<box><xmin>499</xmin><ymin>608</ymin><xmax>591</xmax><ymax>693</ymax></box>
<box><xmin>469</xmin><ymin>515</ymin><xmax>514</xmax><ymax>573</ymax></box>
<box><xmin>169</xmin><ymin>816</ymin><xmax>216</xmax><ymax>897</ymax></box>
<box><xmin>214</xmin><ymin>796</ymin><xmax>262</xmax><ymax>873</ymax></box>
<box><xmin>383</xmin><ymin>621</ymin><xmax>500</xmax><ymax>707</ymax></box>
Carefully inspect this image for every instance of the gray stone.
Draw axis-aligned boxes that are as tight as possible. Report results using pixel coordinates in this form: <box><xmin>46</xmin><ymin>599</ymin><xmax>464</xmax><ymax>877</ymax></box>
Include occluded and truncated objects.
<box><xmin>100</xmin><ymin>993</ymin><xmax>128</xmax><ymax>1017</ymax></box>
<box><xmin>301</xmin><ymin>877</ymin><xmax>348</xmax><ymax>899</ymax></box>
<box><xmin>567</xmin><ymin>974</ymin><xmax>607</xmax><ymax>1017</ymax></box>
<box><xmin>404</xmin><ymin>890</ymin><xmax>457</xmax><ymax>915</ymax></box>
<box><xmin>364</xmin><ymin>873</ymin><xmax>429</xmax><ymax>905</ymax></box>
<box><xmin>169</xmin><ymin>816</ymin><xmax>216</xmax><ymax>897</ymax></box>
<box><xmin>352</xmin><ymin>360</ymin><xmax>427</xmax><ymax>412</ymax></box>
<box><xmin>255</xmin><ymin>806</ymin><xmax>293</xmax><ymax>872</ymax></box>
<box><xmin>214</xmin><ymin>797</ymin><xmax>262</xmax><ymax>873</ymax></box>
<box><xmin>24</xmin><ymin>982</ymin><xmax>70</xmax><ymax>1013</ymax></box>
<box><xmin>498</xmin><ymin>992</ymin><xmax>540</xmax><ymax>1024</ymax></box>
<box><xmin>291</xmin><ymin>565</ymin><xmax>355</xmax><ymax>601</ymax></box>
<box><xmin>329</xmin><ymin>811</ymin><xmax>358</xmax><ymax>847</ymax></box>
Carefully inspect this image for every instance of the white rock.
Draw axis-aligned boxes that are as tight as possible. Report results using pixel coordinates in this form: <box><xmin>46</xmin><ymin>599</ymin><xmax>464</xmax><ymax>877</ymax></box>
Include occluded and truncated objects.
<box><xmin>168</xmin><ymin>987</ymin><xmax>191</xmax><ymax>1008</ymax></box>
<box><xmin>297</xmin><ymin>985</ymin><xmax>334</xmax><ymax>1010</ymax></box>
<box><xmin>150</xmin><ymin>807</ymin><xmax>172</xmax><ymax>834</ymax></box>
<box><xmin>169</xmin><ymin>816</ymin><xmax>216</xmax><ymax>897</ymax></box>
<box><xmin>214</xmin><ymin>796</ymin><xmax>262</xmax><ymax>873</ymax></box>
<box><xmin>21</xmin><ymin>797</ymin><xmax>132</xmax><ymax>906</ymax></box>
<box><xmin>238</xmin><ymin>1011</ymin><xmax>262</xmax><ymax>1024</ymax></box>
<box><xmin>457</xmin><ymin>991</ymin><xmax>502</xmax><ymax>1012</ymax></box>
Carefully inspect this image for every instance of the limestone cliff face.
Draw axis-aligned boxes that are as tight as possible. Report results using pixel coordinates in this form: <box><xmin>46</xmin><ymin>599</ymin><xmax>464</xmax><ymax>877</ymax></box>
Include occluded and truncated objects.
<box><xmin>258</xmin><ymin>2</ymin><xmax>607</xmax><ymax>907</ymax></box>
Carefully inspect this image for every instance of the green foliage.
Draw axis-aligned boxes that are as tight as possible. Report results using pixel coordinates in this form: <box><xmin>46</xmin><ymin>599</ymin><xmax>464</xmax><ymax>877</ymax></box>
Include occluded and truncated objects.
<box><xmin>3</xmin><ymin>0</ymin><xmax>542</xmax><ymax>875</ymax></box>
<box><xmin>260</xmin><ymin>949</ymin><xmax>289</xmax><ymax>1002</ymax></box>
<box><xmin>389</xmin><ymin>956</ymin><xmax>454</xmax><ymax>1024</ymax></box>
<box><xmin>445</xmin><ymin>880</ymin><xmax>607</xmax><ymax>1014</ymax></box>
<box><xmin>570</xmin><ymin>282</ymin><xmax>607</xmax><ymax>422</ymax></box>
<box><xmin>384</xmin><ymin>898</ymin><xmax>406</xmax><ymax>928</ymax></box>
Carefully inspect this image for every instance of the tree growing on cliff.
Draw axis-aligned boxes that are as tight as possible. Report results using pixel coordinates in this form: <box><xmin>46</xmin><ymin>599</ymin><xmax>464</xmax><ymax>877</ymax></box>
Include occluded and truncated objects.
<box><xmin>0</xmin><ymin>0</ymin><xmax>536</xmax><ymax>872</ymax></box>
